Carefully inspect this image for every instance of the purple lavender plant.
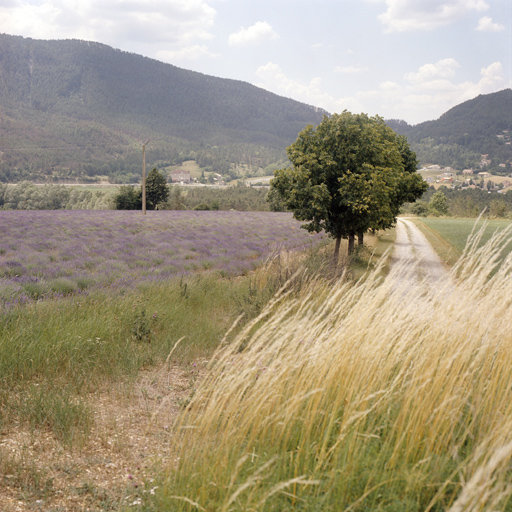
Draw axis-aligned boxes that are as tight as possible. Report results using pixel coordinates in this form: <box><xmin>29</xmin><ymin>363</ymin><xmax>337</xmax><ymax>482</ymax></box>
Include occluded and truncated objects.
<box><xmin>0</xmin><ymin>210</ymin><xmax>325</xmax><ymax>307</ymax></box>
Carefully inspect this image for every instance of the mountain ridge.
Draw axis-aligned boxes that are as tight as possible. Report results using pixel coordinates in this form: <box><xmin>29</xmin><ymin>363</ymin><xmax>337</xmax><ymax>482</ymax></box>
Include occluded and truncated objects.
<box><xmin>0</xmin><ymin>33</ymin><xmax>510</xmax><ymax>182</ymax></box>
<box><xmin>0</xmin><ymin>33</ymin><xmax>326</xmax><ymax>182</ymax></box>
<box><xmin>386</xmin><ymin>89</ymin><xmax>512</xmax><ymax>173</ymax></box>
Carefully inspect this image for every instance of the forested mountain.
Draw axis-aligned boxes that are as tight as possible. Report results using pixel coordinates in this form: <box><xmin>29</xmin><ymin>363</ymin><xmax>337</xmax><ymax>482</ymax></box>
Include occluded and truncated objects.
<box><xmin>1</xmin><ymin>33</ymin><xmax>510</xmax><ymax>183</ymax></box>
<box><xmin>0</xmin><ymin>34</ymin><xmax>326</xmax><ymax>182</ymax></box>
<box><xmin>386</xmin><ymin>89</ymin><xmax>512</xmax><ymax>173</ymax></box>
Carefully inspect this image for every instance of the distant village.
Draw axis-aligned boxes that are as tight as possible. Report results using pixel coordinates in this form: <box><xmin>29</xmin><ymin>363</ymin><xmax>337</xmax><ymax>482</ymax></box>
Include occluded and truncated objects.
<box><xmin>168</xmin><ymin>129</ymin><xmax>512</xmax><ymax>192</ymax></box>
<box><xmin>419</xmin><ymin>129</ymin><xmax>512</xmax><ymax>193</ymax></box>
<box><xmin>421</xmin><ymin>157</ymin><xmax>512</xmax><ymax>193</ymax></box>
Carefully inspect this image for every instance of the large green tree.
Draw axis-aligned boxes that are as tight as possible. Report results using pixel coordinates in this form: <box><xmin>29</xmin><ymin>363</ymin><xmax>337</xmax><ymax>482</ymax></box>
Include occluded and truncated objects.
<box><xmin>271</xmin><ymin>112</ymin><xmax>427</xmax><ymax>261</ymax></box>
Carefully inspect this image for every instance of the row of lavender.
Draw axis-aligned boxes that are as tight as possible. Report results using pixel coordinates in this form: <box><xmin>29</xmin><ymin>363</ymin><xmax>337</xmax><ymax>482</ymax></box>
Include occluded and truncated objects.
<box><xmin>0</xmin><ymin>210</ymin><xmax>325</xmax><ymax>307</ymax></box>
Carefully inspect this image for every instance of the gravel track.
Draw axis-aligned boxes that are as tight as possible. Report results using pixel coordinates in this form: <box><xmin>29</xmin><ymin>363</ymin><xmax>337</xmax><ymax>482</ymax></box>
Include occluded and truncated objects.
<box><xmin>387</xmin><ymin>218</ymin><xmax>452</xmax><ymax>294</ymax></box>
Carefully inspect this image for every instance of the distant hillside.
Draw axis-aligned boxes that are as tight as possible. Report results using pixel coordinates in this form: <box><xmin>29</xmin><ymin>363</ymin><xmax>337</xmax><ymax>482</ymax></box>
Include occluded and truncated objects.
<box><xmin>386</xmin><ymin>89</ymin><xmax>512</xmax><ymax>173</ymax></box>
<box><xmin>1</xmin><ymin>33</ymin><xmax>509</xmax><ymax>184</ymax></box>
<box><xmin>0</xmin><ymin>34</ymin><xmax>326</xmax><ymax>183</ymax></box>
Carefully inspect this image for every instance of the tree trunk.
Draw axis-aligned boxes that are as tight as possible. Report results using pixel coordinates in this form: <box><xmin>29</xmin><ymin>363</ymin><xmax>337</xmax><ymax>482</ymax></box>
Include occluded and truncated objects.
<box><xmin>333</xmin><ymin>236</ymin><xmax>341</xmax><ymax>266</ymax></box>
<box><xmin>358</xmin><ymin>232</ymin><xmax>364</xmax><ymax>246</ymax></box>
<box><xmin>348</xmin><ymin>232</ymin><xmax>355</xmax><ymax>255</ymax></box>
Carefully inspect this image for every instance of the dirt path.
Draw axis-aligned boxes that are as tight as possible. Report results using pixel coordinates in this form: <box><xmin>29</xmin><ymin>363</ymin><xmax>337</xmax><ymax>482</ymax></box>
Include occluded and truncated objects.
<box><xmin>387</xmin><ymin>218</ymin><xmax>452</xmax><ymax>294</ymax></box>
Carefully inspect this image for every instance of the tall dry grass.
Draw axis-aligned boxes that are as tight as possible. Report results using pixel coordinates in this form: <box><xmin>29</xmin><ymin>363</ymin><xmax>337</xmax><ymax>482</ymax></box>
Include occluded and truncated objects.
<box><xmin>149</xmin><ymin>225</ymin><xmax>512</xmax><ymax>511</ymax></box>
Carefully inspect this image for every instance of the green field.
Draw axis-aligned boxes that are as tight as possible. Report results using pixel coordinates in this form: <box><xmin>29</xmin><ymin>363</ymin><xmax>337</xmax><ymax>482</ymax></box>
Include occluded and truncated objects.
<box><xmin>412</xmin><ymin>217</ymin><xmax>512</xmax><ymax>266</ymax></box>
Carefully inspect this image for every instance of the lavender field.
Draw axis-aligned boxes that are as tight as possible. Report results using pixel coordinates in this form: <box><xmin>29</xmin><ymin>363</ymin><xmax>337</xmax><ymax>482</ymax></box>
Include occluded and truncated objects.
<box><xmin>0</xmin><ymin>210</ymin><xmax>325</xmax><ymax>307</ymax></box>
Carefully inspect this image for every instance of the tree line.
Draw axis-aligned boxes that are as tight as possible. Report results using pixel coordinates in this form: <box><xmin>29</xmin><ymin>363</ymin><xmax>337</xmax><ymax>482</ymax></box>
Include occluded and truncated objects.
<box><xmin>408</xmin><ymin>186</ymin><xmax>512</xmax><ymax>218</ymax></box>
<box><xmin>0</xmin><ymin>182</ymin><xmax>115</xmax><ymax>210</ymax></box>
<box><xmin>0</xmin><ymin>178</ymin><xmax>272</xmax><ymax>212</ymax></box>
<box><xmin>113</xmin><ymin>169</ymin><xmax>272</xmax><ymax>212</ymax></box>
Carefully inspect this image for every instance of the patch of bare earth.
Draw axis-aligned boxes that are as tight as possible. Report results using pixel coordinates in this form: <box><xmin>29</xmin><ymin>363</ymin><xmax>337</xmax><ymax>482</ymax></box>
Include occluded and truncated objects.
<box><xmin>0</xmin><ymin>363</ymin><xmax>202</xmax><ymax>511</ymax></box>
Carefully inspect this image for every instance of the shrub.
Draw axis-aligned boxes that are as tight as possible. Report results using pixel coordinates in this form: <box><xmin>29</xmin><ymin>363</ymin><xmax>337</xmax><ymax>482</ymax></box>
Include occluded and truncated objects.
<box><xmin>49</xmin><ymin>278</ymin><xmax>77</xmax><ymax>295</ymax></box>
<box><xmin>411</xmin><ymin>199</ymin><xmax>428</xmax><ymax>216</ymax></box>
<box><xmin>114</xmin><ymin>185</ymin><xmax>142</xmax><ymax>210</ymax></box>
<box><xmin>428</xmin><ymin>190</ymin><xmax>449</xmax><ymax>216</ymax></box>
<box><xmin>192</xmin><ymin>203</ymin><xmax>211</xmax><ymax>210</ymax></box>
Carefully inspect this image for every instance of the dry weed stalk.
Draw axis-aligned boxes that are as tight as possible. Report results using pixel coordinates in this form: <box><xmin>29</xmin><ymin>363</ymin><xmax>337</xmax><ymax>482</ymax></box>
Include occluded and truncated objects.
<box><xmin>163</xmin><ymin>225</ymin><xmax>512</xmax><ymax>510</ymax></box>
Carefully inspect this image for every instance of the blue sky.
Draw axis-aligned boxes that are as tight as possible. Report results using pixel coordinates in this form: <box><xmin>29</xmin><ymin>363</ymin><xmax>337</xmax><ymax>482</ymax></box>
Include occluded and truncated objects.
<box><xmin>1</xmin><ymin>0</ymin><xmax>510</xmax><ymax>124</ymax></box>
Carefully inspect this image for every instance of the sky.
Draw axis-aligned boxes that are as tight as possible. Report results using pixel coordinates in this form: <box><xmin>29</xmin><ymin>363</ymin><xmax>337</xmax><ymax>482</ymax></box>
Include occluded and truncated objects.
<box><xmin>1</xmin><ymin>0</ymin><xmax>511</xmax><ymax>125</ymax></box>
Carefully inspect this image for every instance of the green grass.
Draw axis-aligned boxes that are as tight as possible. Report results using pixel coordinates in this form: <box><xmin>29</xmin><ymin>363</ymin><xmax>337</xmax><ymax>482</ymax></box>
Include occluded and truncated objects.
<box><xmin>350</xmin><ymin>229</ymin><xmax>397</xmax><ymax>280</ymax></box>
<box><xmin>0</xmin><ymin>272</ymin><xmax>276</xmax><ymax>447</ymax></box>
<box><xmin>0</xmin><ymin>239</ymin><xmax>342</xmax><ymax>451</ymax></box>
<box><xmin>1</xmin><ymin>274</ymin><xmax>242</xmax><ymax>379</ymax></box>
<box><xmin>16</xmin><ymin>384</ymin><xmax>93</xmax><ymax>448</ymax></box>
<box><xmin>412</xmin><ymin>217</ymin><xmax>512</xmax><ymax>266</ymax></box>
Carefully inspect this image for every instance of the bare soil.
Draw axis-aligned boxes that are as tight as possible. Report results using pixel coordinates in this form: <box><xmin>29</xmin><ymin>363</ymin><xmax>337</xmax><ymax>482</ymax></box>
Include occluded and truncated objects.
<box><xmin>0</xmin><ymin>364</ymin><xmax>200</xmax><ymax>511</ymax></box>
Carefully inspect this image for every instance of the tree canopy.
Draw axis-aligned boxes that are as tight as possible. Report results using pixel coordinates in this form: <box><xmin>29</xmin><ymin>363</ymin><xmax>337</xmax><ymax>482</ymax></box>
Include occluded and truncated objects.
<box><xmin>114</xmin><ymin>185</ymin><xmax>142</xmax><ymax>210</ymax></box>
<box><xmin>270</xmin><ymin>112</ymin><xmax>428</xmax><ymax>259</ymax></box>
<box><xmin>145</xmin><ymin>168</ymin><xmax>169</xmax><ymax>210</ymax></box>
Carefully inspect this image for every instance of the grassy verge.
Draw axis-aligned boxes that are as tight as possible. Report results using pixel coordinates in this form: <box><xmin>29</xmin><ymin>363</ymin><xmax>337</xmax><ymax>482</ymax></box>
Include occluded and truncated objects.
<box><xmin>0</xmin><ymin>235</ymin><xmax>406</xmax><ymax>510</ymax></box>
<box><xmin>0</xmin><ymin>273</ymin><xmax>261</xmax><ymax>448</ymax></box>
<box><xmin>2</xmin><ymin>257</ymin><xmax>329</xmax><ymax>509</ymax></box>
<box><xmin>350</xmin><ymin>229</ymin><xmax>397</xmax><ymax>280</ymax></box>
<box><xmin>411</xmin><ymin>217</ymin><xmax>512</xmax><ymax>267</ymax></box>
<box><xmin>0</xmin><ymin>239</ymin><xmax>343</xmax><ymax>448</ymax></box>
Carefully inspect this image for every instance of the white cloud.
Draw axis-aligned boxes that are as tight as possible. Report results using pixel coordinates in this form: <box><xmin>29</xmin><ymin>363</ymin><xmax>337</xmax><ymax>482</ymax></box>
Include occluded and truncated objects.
<box><xmin>405</xmin><ymin>58</ymin><xmax>460</xmax><ymax>83</ymax></box>
<box><xmin>378</xmin><ymin>0</ymin><xmax>489</xmax><ymax>32</ymax></box>
<box><xmin>334</xmin><ymin>64</ymin><xmax>369</xmax><ymax>74</ymax></box>
<box><xmin>228</xmin><ymin>21</ymin><xmax>278</xmax><ymax>46</ymax></box>
<box><xmin>256</xmin><ymin>58</ymin><xmax>507</xmax><ymax>125</ymax></box>
<box><xmin>477</xmin><ymin>61</ymin><xmax>505</xmax><ymax>91</ymax></box>
<box><xmin>373</xmin><ymin>60</ymin><xmax>506</xmax><ymax>122</ymax></box>
<box><xmin>476</xmin><ymin>16</ymin><xmax>505</xmax><ymax>32</ymax></box>
<box><xmin>379</xmin><ymin>81</ymin><xmax>400</xmax><ymax>90</ymax></box>
<box><xmin>0</xmin><ymin>0</ymin><xmax>216</xmax><ymax>59</ymax></box>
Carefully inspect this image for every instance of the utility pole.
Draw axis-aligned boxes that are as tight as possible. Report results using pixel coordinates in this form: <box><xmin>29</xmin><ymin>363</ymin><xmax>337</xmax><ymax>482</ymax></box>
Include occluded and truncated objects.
<box><xmin>142</xmin><ymin>141</ymin><xmax>150</xmax><ymax>215</ymax></box>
